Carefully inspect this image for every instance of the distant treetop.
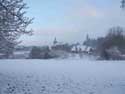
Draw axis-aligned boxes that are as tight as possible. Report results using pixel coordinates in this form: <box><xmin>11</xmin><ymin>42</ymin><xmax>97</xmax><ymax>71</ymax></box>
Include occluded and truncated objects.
<box><xmin>121</xmin><ymin>0</ymin><xmax>125</xmax><ymax>9</ymax></box>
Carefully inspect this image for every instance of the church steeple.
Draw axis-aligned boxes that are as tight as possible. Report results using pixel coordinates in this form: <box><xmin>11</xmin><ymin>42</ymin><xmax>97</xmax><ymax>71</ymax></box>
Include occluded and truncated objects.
<box><xmin>86</xmin><ymin>34</ymin><xmax>90</xmax><ymax>41</ymax></box>
<box><xmin>53</xmin><ymin>37</ymin><xmax>57</xmax><ymax>45</ymax></box>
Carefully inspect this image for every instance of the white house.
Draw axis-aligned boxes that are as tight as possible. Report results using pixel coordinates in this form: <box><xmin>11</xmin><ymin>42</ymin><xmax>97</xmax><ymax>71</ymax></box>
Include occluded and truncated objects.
<box><xmin>71</xmin><ymin>44</ymin><xmax>94</xmax><ymax>53</ymax></box>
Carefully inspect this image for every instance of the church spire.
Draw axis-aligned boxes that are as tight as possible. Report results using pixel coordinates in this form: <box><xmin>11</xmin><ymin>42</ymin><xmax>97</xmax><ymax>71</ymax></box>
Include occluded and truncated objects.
<box><xmin>86</xmin><ymin>34</ymin><xmax>90</xmax><ymax>41</ymax></box>
<box><xmin>53</xmin><ymin>37</ymin><xmax>57</xmax><ymax>45</ymax></box>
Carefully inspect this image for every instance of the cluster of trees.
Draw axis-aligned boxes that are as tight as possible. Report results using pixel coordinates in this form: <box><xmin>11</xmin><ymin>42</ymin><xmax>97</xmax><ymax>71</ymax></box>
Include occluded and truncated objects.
<box><xmin>0</xmin><ymin>0</ymin><xmax>33</xmax><ymax>58</ymax></box>
<box><xmin>83</xmin><ymin>26</ymin><xmax>125</xmax><ymax>60</ymax></box>
<box><xmin>29</xmin><ymin>45</ymin><xmax>72</xmax><ymax>59</ymax></box>
<box><xmin>97</xmin><ymin>26</ymin><xmax>125</xmax><ymax>60</ymax></box>
<box><xmin>121</xmin><ymin>0</ymin><xmax>125</xmax><ymax>8</ymax></box>
<box><xmin>29</xmin><ymin>46</ymin><xmax>59</xmax><ymax>59</ymax></box>
<box><xmin>29</xmin><ymin>46</ymin><xmax>50</xmax><ymax>59</ymax></box>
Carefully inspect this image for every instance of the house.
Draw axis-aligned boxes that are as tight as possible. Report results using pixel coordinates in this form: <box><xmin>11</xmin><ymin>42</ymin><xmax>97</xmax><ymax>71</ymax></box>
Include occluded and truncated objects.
<box><xmin>71</xmin><ymin>43</ymin><xmax>94</xmax><ymax>54</ymax></box>
<box><xmin>71</xmin><ymin>44</ymin><xmax>86</xmax><ymax>53</ymax></box>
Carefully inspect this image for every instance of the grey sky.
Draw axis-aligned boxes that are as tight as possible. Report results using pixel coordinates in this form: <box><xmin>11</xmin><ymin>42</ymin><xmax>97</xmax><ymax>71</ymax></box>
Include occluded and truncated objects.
<box><xmin>20</xmin><ymin>0</ymin><xmax>125</xmax><ymax>46</ymax></box>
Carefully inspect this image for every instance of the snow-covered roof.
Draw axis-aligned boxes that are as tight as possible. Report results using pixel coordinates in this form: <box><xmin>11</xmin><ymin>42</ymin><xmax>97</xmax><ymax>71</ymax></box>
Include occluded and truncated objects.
<box><xmin>71</xmin><ymin>46</ymin><xmax>76</xmax><ymax>51</ymax></box>
<box><xmin>71</xmin><ymin>44</ymin><xmax>94</xmax><ymax>52</ymax></box>
<box><xmin>86</xmin><ymin>46</ymin><xmax>93</xmax><ymax>52</ymax></box>
<box><xmin>71</xmin><ymin>45</ymin><xmax>87</xmax><ymax>52</ymax></box>
<box><xmin>77</xmin><ymin>45</ymin><xmax>86</xmax><ymax>51</ymax></box>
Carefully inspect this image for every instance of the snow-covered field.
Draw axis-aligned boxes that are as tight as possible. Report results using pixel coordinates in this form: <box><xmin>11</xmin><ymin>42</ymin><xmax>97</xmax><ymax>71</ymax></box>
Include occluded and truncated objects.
<box><xmin>0</xmin><ymin>60</ymin><xmax>125</xmax><ymax>94</ymax></box>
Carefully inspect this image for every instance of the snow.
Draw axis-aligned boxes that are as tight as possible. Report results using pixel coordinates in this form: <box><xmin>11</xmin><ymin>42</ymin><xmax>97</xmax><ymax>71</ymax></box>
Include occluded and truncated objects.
<box><xmin>0</xmin><ymin>60</ymin><xmax>125</xmax><ymax>94</ymax></box>
<box><xmin>71</xmin><ymin>45</ymin><xmax>88</xmax><ymax>52</ymax></box>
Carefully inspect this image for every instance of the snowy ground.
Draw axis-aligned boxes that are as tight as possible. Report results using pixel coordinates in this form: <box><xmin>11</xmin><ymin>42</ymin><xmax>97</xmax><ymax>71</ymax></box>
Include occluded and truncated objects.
<box><xmin>0</xmin><ymin>60</ymin><xmax>125</xmax><ymax>94</ymax></box>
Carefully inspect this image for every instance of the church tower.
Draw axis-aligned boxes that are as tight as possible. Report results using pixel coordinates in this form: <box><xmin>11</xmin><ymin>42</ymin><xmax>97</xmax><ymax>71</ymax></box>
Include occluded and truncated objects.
<box><xmin>53</xmin><ymin>37</ymin><xmax>57</xmax><ymax>45</ymax></box>
<box><xmin>86</xmin><ymin>34</ymin><xmax>90</xmax><ymax>41</ymax></box>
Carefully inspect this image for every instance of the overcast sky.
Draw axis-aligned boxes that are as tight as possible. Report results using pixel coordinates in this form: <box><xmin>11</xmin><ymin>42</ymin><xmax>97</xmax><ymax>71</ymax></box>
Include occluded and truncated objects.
<box><xmin>20</xmin><ymin>0</ymin><xmax>125</xmax><ymax>46</ymax></box>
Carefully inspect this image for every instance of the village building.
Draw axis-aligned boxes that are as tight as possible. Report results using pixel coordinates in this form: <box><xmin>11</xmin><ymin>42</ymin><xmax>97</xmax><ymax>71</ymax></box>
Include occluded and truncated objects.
<box><xmin>51</xmin><ymin>38</ymin><xmax>71</xmax><ymax>52</ymax></box>
<box><xmin>71</xmin><ymin>44</ymin><xmax>94</xmax><ymax>54</ymax></box>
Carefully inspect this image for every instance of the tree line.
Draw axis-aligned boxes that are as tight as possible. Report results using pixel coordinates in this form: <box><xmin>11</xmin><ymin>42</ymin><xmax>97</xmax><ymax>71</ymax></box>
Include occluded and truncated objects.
<box><xmin>0</xmin><ymin>0</ymin><xmax>124</xmax><ymax>59</ymax></box>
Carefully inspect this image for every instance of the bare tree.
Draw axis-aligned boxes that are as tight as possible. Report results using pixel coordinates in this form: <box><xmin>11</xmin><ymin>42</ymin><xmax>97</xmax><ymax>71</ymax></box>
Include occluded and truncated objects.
<box><xmin>97</xmin><ymin>26</ymin><xmax>125</xmax><ymax>60</ymax></box>
<box><xmin>0</xmin><ymin>0</ymin><xmax>33</xmax><ymax>58</ymax></box>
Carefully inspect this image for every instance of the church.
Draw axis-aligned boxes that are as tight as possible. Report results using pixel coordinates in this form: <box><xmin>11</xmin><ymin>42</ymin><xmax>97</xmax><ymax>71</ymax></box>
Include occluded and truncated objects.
<box><xmin>51</xmin><ymin>38</ymin><xmax>71</xmax><ymax>52</ymax></box>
